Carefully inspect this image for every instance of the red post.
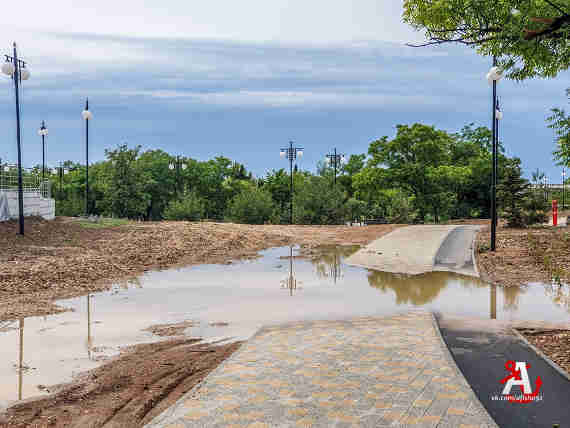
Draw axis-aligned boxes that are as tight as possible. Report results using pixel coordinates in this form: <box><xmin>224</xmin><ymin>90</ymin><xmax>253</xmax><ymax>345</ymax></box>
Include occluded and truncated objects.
<box><xmin>553</xmin><ymin>200</ymin><xmax>558</xmax><ymax>226</ymax></box>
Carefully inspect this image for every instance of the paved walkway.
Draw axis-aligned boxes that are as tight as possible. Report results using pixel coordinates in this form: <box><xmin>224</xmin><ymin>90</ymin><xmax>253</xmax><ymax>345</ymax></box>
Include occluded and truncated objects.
<box><xmin>345</xmin><ymin>226</ymin><xmax>461</xmax><ymax>276</ymax></box>
<box><xmin>146</xmin><ymin>312</ymin><xmax>496</xmax><ymax>427</ymax></box>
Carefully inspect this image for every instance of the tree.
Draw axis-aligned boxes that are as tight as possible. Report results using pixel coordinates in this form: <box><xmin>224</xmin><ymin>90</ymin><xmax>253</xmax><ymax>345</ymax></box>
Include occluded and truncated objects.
<box><xmin>105</xmin><ymin>144</ymin><xmax>150</xmax><ymax>219</ymax></box>
<box><xmin>227</xmin><ymin>186</ymin><xmax>275</xmax><ymax>224</ymax></box>
<box><xmin>550</xmin><ymin>88</ymin><xmax>570</xmax><ymax>167</ymax></box>
<box><xmin>293</xmin><ymin>175</ymin><xmax>347</xmax><ymax>224</ymax></box>
<box><xmin>497</xmin><ymin>157</ymin><xmax>530</xmax><ymax>227</ymax></box>
<box><xmin>363</xmin><ymin>123</ymin><xmax>470</xmax><ymax>222</ymax></box>
<box><xmin>403</xmin><ymin>0</ymin><xmax>570</xmax><ymax>79</ymax></box>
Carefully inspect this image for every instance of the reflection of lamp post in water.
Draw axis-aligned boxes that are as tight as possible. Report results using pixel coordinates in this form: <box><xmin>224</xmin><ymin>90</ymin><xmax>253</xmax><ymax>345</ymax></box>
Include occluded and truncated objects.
<box><xmin>87</xmin><ymin>294</ymin><xmax>93</xmax><ymax>360</ymax></box>
<box><xmin>490</xmin><ymin>284</ymin><xmax>497</xmax><ymax>320</ymax></box>
<box><xmin>18</xmin><ymin>317</ymin><xmax>24</xmax><ymax>400</ymax></box>
<box><xmin>329</xmin><ymin>251</ymin><xmax>342</xmax><ymax>284</ymax></box>
<box><xmin>281</xmin><ymin>246</ymin><xmax>297</xmax><ymax>296</ymax></box>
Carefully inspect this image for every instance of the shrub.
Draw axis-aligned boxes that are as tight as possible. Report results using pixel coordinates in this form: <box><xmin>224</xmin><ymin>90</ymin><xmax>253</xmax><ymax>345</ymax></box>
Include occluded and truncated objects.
<box><xmin>163</xmin><ymin>192</ymin><xmax>205</xmax><ymax>221</ymax></box>
<box><xmin>227</xmin><ymin>188</ymin><xmax>275</xmax><ymax>224</ymax></box>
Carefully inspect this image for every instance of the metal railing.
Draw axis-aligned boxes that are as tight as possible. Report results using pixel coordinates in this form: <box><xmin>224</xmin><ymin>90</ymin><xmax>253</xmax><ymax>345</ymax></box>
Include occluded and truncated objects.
<box><xmin>0</xmin><ymin>165</ymin><xmax>51</xmax><ymax>198</ymax></box>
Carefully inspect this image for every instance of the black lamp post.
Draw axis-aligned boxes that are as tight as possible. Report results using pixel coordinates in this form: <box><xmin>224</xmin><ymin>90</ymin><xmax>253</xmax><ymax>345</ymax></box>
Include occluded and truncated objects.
<box><xmin>81</xmin><ymin>99</ymin><xmax>93</xmax><ymax>216</ymax></box>
<box><xmin>562</xmin><ymin>169</ymin><xmax>566</xmax><ymax>210</ymax></box>
<box><xmin>169</xmin><ymin>156</ymin><xmax>187</xmax><ymax>197</ymax></box>
<box><xmin>325</xmin><ymin>148</ymin><xmax>345</xmax><ymax>187</ymax></box>
<box><xmin>280</xmin><ymin>141</ymin><xmax>304</xmax><ymax>224</ymax></box>
<box><xmin>38</xmin><ymin>121</ymin><xmax>48</xmax><ymax>181</ymax></box>
<box><xmin>486</xmin><ymin>56</ymin><xmax>503</xmax><ymax>252</ymax></box>
<box><xmin>2</xmin><ymin>43</ymin><xmax>31</xmax><ymax>235</ymax></box>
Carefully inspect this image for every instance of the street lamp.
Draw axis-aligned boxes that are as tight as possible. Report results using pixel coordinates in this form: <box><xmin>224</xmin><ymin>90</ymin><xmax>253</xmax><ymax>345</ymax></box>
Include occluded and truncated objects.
<box><xmin>563</xmin><ymin>169</ymin><xmax>566</xmax><ymax>209</ymax></box>
<box><xmin>280</xmin><ymin>141</ymin><xmax>304</xmax><ymax>224</ymax></box>
<box><xmin>2</xmin><ymin>42</ymin><xmax>31</xmax><ymax>235</ymax></box>
<box><xmin>325</xmin><ymin>148</ymin><xmax>345</xmax><ymax>187</ymax></box>
<box><xmin>38</xmin><ymin>121</ymin><xmax>48</xmax><ymax>181</ymax></box>
<box><xmin>81</xmin><ymin>99</ymin><xmax>93</xmax><ymax>216</ymax></box>
<box><xmin>169</xmin><ymin>156</ymin><xmax>187</xmax><ymax>196</ymax></box>
<box><xmin>486</xmin><ymin>56</ymin><xmax>503</xmax><ymax>252</ymax></box>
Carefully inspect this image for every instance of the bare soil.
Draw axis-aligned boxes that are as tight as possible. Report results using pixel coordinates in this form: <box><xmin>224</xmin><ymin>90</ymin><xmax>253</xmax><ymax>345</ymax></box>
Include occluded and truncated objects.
<box><xmin>518</xmin><ymin>328</ymin><xmax>570</xmax><ymax>377</ymax></box>
<box><xmin>0</xmin><ymin>217</ymin><xmax>400</xmax><ymax>321</ymax></box>
<box><xmin>0</xmin><ymin>338</ymin><xmax>242</xmax><ymax>428</ymax></box>
<box><xmin>475</xmin><ymin>223</ymin><xmax>570</xmax><ymax>287</ymax></box>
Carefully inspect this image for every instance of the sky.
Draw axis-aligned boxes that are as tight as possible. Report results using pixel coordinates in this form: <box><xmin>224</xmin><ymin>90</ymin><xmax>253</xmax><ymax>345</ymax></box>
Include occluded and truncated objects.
<box><xmin>0</xmin><ymin>1</ymin><xmax>568</xmax><ymax>182</ymax></box>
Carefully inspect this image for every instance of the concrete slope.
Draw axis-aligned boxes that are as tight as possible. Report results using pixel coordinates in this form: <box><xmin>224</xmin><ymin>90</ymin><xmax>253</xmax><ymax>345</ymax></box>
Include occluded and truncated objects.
<box><xmin>433</xmin><ymin>225</ymin><xmax>482</xmax><ymax>277</ymax></box>
<box><xmin>345</xmin><ymin>225</ymin><xmax>459</xmax><ymax>275</ymax></box>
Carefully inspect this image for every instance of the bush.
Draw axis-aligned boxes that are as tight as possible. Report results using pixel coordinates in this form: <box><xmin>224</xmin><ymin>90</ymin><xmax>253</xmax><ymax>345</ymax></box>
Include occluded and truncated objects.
<box><xmin>163</xmin><ymin>193</ymin><xmax>205</xmax><ymax>221</ymax></box>
<box><xmin>227</xmin><ymin>188</ymin><xmax>275</xmax><ymax>224</ymax></box>
<box><xmin>523</xmin><ymin>191</ymin><xmax>549</xmax><ymax>226</ymax></box>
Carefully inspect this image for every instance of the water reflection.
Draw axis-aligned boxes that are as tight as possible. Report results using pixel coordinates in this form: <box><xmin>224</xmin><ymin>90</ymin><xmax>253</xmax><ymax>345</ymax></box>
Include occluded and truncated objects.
<box><xmin>310</xmin><ymin>245</ymin><xmax>359</xmax><ymax>283</ymax></box>
<box><xmin>87</xmin><ymin>294</ymin><xmax>93</xmax><ymax>360</ymax></box>
<box><xmin>490</xmin><ymin>284</ymin><xmax>497</xmax><ymax>320</ymax></box>
<box><xmin>18</xmin><ymin>318</ymin><xmax>23</xmax><ymax>401</ymax></box>
<box><xmin>280</xmin><ymin>247</ymin><xmax>299</xmax><ymax>296</ymax></box>
<box><xmin>544</xmin><ymin>281</ymin><xmax>570</xmax><ymax>310</ymax></box>
<box><xmin>367</xmin><ymin>271</ymin><xmax>465</xmax><ymax>305</ymax></box>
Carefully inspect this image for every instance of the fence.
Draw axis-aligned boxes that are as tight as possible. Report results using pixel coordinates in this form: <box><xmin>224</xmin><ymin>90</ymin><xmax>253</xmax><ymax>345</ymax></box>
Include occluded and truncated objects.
<box><xmin>0</xmin><ymin>165</ymin><xmax>51</xmax><ymax>198</ymax></box>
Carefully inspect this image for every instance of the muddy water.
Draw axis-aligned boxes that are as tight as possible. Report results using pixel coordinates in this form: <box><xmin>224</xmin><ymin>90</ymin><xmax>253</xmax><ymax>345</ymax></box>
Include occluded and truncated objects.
<box><xmin>1</xmin><ymin>244</ymin><xmax>570</xmax><ymax>407</ymax></box>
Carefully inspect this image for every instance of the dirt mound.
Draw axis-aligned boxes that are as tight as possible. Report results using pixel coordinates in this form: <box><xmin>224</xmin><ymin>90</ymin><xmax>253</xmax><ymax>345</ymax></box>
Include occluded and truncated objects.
<box><xmin>0</xmin><ymin>338</ymin><xmax>241</xmax><ymax>428</ymax></box>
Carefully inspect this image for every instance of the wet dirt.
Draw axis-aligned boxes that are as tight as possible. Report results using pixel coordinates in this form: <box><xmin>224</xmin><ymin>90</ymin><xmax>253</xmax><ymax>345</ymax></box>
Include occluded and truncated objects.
<box><xmin>0</xmin><ymin>338</ymin><xmax>241</xmax><ymax>428</ymax></box>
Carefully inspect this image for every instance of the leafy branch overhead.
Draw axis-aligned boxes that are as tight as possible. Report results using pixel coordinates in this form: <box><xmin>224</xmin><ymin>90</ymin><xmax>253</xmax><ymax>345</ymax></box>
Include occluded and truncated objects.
<box><xmin>403</xmin><ymin>0</ymin><xmax>570</xmax><ymax>79</ymax></box>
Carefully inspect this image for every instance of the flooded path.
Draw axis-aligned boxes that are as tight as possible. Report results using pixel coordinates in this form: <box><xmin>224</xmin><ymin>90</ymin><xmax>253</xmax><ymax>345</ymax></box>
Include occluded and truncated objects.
<box><xmin>1</xmin><ymin>245</ymin><xmax>570</xmax><ymax>408</ymax></box>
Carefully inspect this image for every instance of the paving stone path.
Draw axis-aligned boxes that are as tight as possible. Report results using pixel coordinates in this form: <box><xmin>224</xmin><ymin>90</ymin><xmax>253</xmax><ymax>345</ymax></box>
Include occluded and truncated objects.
<box><xmin>146</xmin><ymin>311</ymin><xmax>497</xmax><ymax>428</ymax></box>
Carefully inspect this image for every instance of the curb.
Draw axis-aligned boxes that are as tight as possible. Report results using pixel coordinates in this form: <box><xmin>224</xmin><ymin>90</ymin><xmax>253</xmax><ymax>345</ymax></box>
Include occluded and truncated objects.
<box><xmin>430</xmin><ymin>313</ymin><xmax>499</xmax><ymax>427</ymax></box>
<box><xmin>511</xmin><ymin>328</ymin><xmax>570</xmax><ymax>383</ymax></box>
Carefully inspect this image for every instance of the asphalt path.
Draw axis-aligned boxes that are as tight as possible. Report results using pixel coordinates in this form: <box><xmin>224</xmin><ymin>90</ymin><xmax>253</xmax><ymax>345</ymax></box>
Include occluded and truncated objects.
<box><xmin>437</xmin><ymin>315</ymin><xmax>570</xmax><ymax>428</ymax></box>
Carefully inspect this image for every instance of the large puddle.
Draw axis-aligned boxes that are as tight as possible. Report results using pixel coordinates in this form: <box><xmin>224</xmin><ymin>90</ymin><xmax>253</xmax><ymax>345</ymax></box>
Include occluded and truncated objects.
<box><xmin>1</xmin><ymin>244</ymin><xmax>570</xmax><ymax>407</ymax></box>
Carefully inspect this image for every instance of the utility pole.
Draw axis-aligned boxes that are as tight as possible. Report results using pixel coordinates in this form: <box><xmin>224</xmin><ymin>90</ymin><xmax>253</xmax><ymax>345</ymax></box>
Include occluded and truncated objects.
<box><xmin>326</xmin><ymin>148</ymin><xmax>345</xmax><ymax>187</ymax></box>
<box><xmin>280</xmin><ymin>142</ymin><xmax>303</xmax><ymax>224</ymax></box>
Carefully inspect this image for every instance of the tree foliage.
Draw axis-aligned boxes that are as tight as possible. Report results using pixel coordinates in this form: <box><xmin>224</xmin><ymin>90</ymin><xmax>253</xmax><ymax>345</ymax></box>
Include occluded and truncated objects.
<box><xmin>403</xmin><ymin>0</ymin><xmax>570</xmax><ymax>79</ymax></box>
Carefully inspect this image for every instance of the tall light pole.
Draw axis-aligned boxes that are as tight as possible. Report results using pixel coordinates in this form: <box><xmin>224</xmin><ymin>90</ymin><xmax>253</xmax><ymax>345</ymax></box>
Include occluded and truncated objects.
<box><xmin>169</xmin><ymin>156</ymin><xmax>187</xmax><ymax>197</ymax></box>
<box><xmin>280</xmin><ymin>141</ymin><xmax>303</xmax><ymax>224</ymax></box>
<box><xmin>325</xmin><ymin>148</ymin><xmax>345</xmax><ymax>187</ymax></box>
<box><xmin>38</xmin><ymin>121</ymin><xmax>48</xmax><ymax>181</ymax></box>
<box><xmin>562</xmin><ymin>169</ymin><xmax>566</xmax><ymax>210</ymax></box>
<box><xmin>81</xmin><ymin>99</ymin><xmax>93</xmax><ymax>216</ymax></box>
<box><xmin>2</xmin><ymin>43</ymin><xmax>31</xmax><ymax>235</ymax></box>
<box><xmin>486</xmin><ymin>57</ymin><xmax>503</xmax><ymax>251</ymax></box>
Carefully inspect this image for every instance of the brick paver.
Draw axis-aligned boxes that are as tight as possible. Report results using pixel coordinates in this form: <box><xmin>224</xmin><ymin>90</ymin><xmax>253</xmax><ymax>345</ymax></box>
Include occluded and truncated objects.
<box><xmin>146</xmin><ymin>311</ymin><xmax>496</xmax><ymax>427</ymax></box>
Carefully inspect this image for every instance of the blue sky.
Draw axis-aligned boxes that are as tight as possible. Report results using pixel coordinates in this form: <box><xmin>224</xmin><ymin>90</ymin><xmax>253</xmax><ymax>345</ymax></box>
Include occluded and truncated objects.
<box><xmin>0</xmin><ymin>1</ymin><xmax>568</xmax><ymax>181</ymax></box>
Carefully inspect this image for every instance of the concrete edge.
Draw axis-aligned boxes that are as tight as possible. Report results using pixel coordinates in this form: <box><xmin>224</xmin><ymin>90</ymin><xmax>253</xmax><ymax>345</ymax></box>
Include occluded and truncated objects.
<box><xmin>430</xmin><ymin>312</ymin><xmax>499</xmax><ymax>427</ymax></box>
<box><xmin>429</xmin><ymin>225</ymin><xmax>460</xmax><ymax>270</ymax></box>
<box><xmin>510</xmin><ymin>327</ymin><xmax>570</xmax><ymax>383</ymax></box>
<box><xmin>471</xmin><ymin>227</ymin><xmax>480</xmax><ymax>278</ymax></box>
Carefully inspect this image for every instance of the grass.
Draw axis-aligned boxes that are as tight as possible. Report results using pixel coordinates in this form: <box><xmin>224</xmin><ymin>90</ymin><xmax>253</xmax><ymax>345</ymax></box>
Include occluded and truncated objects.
<box><xmin>76</xmin><ymin>218</ymin><xmax>130</xmax><ymax>229</ymax></box>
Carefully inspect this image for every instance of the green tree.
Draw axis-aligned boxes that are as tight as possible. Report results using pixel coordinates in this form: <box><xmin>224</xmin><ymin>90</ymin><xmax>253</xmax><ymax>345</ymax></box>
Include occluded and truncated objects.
<box><xmin>105</xmin><ymin>144</ymin><xmax>150</xmax><ymax>219</ymax></box>
<box><xmin>362</xmin><ymin>123</ymin><xmax>470</xmax><ymax>222</ymax></box>
<box><xmin>550</xmin><ymin>88</ymin><xmax>570</xmax><ymax>167</ymax></box>
<box><xmin>293</xmin><ymin>175</ymin><xmax>347</xmax><ymax>224</ymax></box>
<box><xmin>227</xmin><ymin>185</ymin><xmax>275</xmax><ymax>224</ymax></box>
<box><xmin>498</xmin><ymin>158</ymin><xmax>530</xmax><ymax>227</ymax></box>
<box><xmin>403</xmin><ymin>0</ymin><xmax>570</xmax><ymax>80</ymax></box>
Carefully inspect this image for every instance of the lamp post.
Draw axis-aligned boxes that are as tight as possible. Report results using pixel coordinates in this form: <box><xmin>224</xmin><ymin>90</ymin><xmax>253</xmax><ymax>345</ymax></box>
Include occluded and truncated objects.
<box><xmin>38</xmin><ymin>121</ymin><xmax>48</xmax><ymax>181</ymax></box>
<box><xmin>169</xmin><ymin>156</ymin><xmax>187</xmax><ymax>197</ymax></box>
<box><xmin>280</xmin><ymin>141</ymin><xmax>304</xmax><ymax>224</ymax></box>
<box><xmin>325</xmin><ymin>148</ymin><xmax>345</xmax><ymax>187</ymax></box>
<box><xmin>562</xmin><ymin>169</ymin><xmax>566</xmax><ymax>210</ymax></box>
<box><xmin>2</xmin><ymin>42</ymin><xmax>31</xmax><ymax>235</ymax></box>
<box><xmin>81</xmin><ymin>99</ymin><xmax>93</xmax><ymax>216</ymax></box>
<box><xmin>486</xmin><ymin>56</ymin><xmax>503</xmax><ymax>251</ymax></box>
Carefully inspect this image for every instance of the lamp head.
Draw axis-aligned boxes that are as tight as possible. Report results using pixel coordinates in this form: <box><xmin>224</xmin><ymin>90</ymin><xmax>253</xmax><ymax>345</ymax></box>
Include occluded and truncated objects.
<box><xmin>1</xmin><ymin>61</ymin><xmax>14</xmax><ymax>76</ymax></box>
<box><xmin>280</xmin><ymin>150</ymin><xmax>286</xmax><ymax>158</ymax></box>
<box><xmin>82</xmin><ymin>110</ymin><xmax>93</xmax><ymax>120</ymax></box>
<box><xmin>20</xmin><ymin>67</ymin><xmax>30</xmax><ymax>80</ymax></box>
<box><xmin>297</xmin><ymin>150</ymin><xmax>303</xmax><ymax>157</ymax></box>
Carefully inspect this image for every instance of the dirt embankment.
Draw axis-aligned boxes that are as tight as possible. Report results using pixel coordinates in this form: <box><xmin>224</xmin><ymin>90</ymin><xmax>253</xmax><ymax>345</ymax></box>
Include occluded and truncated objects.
<box><xmin>0</xmin><ymin>217</ymin><xmax>400</xmax><ymax>321</ymax></box>
<box><xmin>475</xmin><ymin>223</ymin><xmax>570</xmax><ymax>287</ymax></box>
<box><xmin>0</xmin><ymin>335</ymin><xmax>242</xmax><ymax>428</ymax></box>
